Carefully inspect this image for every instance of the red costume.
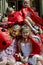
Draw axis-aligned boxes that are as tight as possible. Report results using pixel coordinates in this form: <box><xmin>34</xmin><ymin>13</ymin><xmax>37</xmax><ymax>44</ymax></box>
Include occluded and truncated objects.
<box><xmin>8</xmin><ymin>11</ymin><xmax>15</xmax><ymax>22</ymax></box>
<box><xmin>0</xmin><ymin>11</ymin><xmax>24</xmax><ymax>28</ymax></box>
<box><xmin>19</xmin><ymin>7</ymin><xmax>43</xmax><ymax>29</ymax></box>
<box><xmin>8</xmin><ymin>11</ymin><xmax>24</xmax><ymax>25</ymax></box>
<box><xmin>2</xmin><ymin>7</ymin><xmax>43</xmax><ymax>29</ymax></box>
<box><xmin>0</xmin><ymin>27</ymin><xmax>13</xmax><ymax>50</ymax></box>
<box><xmin>14</xmin><ymin>36</ymin><xmax>40</xmax><ymax>61</ymax></box>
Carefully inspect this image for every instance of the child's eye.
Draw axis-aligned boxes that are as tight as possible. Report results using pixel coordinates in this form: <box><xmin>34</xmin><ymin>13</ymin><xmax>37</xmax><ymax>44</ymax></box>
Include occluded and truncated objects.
<box><xmin>24</xmin><ymin>2</ymin><xmax>29</xmax><ymax>4</ymax></box>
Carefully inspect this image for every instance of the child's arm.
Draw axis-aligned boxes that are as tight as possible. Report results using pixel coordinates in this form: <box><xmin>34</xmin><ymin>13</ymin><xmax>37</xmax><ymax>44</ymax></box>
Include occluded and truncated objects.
<box><xmin>19</xmin><ymin>53</ymin><xmax>28</xmax><ymax>63</ymax></box>
<box><xmin>26</xmin><ymin>16</ymin><xmax>35</xmax><ymax>25</ymax></box>
<box><xmin>7</xmin><ymin>56</ymin><xmax>16</xmax><ymax>65</ymax></box>
<box><xmin>0</xmin><ymin>51</ymin><xmax>7</xmax><ymax>65</ymax></box>
<box><xmin>25</xmin><ymin>18</ymin><xmax>39</xmax><ymax>34</ymax></box>
<box><xmin>0</xmin><ymin>58</ymin><xmax>7</xmax><ymax>65</ymax></box>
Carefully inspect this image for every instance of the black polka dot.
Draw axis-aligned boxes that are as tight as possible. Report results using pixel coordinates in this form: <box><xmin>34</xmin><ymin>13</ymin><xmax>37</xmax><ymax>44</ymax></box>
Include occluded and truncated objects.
<box><xmin>1</xmin><ymin>28</ymin><xmax>6</xmax><ymax>32</ymax></box>
<box><xmin>2</xmin><ymin>41</ymin><xmax>6</xmax><ymax>45</ymax></box>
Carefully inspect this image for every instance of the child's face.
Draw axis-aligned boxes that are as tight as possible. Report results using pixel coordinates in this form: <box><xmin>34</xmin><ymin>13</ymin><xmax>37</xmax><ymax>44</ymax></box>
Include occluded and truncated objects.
<box><xmin>23</xmin><ymin>0</ymin><xmax>30</xmax><ymax>7</ymax></box>
<box><xmin>12</xmin><ymin>30</ymin><xmax>20</xmax><ymax>37</ymax></box>
<box><xmin>11</xmin><ymin>25</ymin><xmax>21</xmax><ymax>38</ymax></box>
<box><xmin>22</xmin><ymin>29</ymin><xmax>30</xmax><ymax>38</ymax></box>
<box><xmin>22</xmin><ymin>29</ymin><xmax>30</xmax><ymax>43</ymax></box>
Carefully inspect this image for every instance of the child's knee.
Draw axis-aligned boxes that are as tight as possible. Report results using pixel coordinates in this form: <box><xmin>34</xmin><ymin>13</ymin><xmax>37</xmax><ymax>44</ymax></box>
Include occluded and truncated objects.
<box><xmin>36</xmin><ymin>61</ymin><xmax>42</xmax><ymax>65</ymax></box>
<box><xmin>33</xmin><ymin>55</ymin><xmax>43</xmax><ymax>64</ymax></box>
<box><xmin>32</xmin><ymin>55</ymin><xmax>40</xmax><ymax>60</ymax></box>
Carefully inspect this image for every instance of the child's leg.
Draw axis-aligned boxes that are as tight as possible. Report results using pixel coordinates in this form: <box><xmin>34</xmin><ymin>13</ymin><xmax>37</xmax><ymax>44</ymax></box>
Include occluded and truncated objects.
<box><xmin>26</xmin><ymin>16</ymin><xmax>35</xmax><ymax>25</ymax></box>
<box><xmin>32</xmin><ymin>55</ymin><xmax>43</xmax><ymax>65</ymax></box>
<box><xmin>14</xmin><ymin>61</ymin><xmax>22</xmax><ymax>65</ymax></box>
<box><xmin>37</xmin><ymin>55</ymin><xmax>43</xmax><ymax>64</ymax></box>
<box><xmin>25</xmin><ymin>18</ymin><xmax>39</xmax><ymax>34</ymax></box>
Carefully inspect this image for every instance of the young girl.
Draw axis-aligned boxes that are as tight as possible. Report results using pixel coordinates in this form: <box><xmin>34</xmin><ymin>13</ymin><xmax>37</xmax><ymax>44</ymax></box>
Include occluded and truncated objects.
<box><xmin>19</xmin><ymin>0</ymin><xmax>42</xmax><ymax>34</ymax></box>
<box><xmin>14</xmin><ymin>25</ymin><xmax>43</xmax><ymax>65</ymax></box>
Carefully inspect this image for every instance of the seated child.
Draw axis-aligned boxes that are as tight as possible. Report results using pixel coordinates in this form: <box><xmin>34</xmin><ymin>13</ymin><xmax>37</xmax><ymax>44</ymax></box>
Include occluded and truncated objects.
<box><xmin>14</xmin><ymin>25</ymin><xmax>43</xmax><ymax>65</ymax></box>
<box><xmin>20</xmin><ymin>0</ymin><xmax>43</xmax><ymax>26</ymax></box>
<box><xmin>0</xmin><ymin>26</ymin><xmax>21</xmax><ymax>65</ymax></box>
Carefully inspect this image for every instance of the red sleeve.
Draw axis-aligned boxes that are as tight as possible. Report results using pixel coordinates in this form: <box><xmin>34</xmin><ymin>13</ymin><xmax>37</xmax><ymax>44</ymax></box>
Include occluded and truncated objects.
<box><xmin>29</xmin><ymin>37</ymin><xmax>40</xmax><ymax>58</ymax></box>
<box><xmin>20</xmin><ymin>8</ymin><xmax>27</xmax><ymax>20</ymax></box>
<box><xmin>28</xmin><ymin>7</ymin><xmax>43</xmax><ymax>25</ymax></box>
<box><xmin>20</xmin><ymin>7</ymin><xmax>43</xmax><ymax>29</ymax></box>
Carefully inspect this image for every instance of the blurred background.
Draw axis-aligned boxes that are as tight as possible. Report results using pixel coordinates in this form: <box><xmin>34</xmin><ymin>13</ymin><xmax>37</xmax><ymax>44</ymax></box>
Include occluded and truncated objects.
<box><xmin>0</xmin><ymin>0</ymin><xmax>43</xmax><ymax>18</ymax></box>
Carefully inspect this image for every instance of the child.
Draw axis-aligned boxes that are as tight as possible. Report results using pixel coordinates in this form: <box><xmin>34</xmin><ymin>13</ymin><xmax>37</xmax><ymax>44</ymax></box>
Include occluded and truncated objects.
<box><xmin>14</xmin><ymin>25</ymin><xmax>43</xmax><ymax>65</ymax></box>
<box><xmin>18</xmin><ymin>0</ymin><xmax>41</xmax><ymax>34</ymax></box>
<box><xmin>0</xmin><ymin>26</ymin><xmax>21</xmax><ymax>65</ymax></box>
<box><xmin>20</xmin><ymin>0</ymin><xmax>43</xmax><ymax>29</ymax></box>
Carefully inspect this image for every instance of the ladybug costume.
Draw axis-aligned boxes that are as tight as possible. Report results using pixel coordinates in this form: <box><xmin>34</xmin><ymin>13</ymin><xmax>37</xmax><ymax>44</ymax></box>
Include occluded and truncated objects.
<box><xmin>0</xmin><ymin>27</ymin><xmax>13</xmax><ymax>50</ymax></box>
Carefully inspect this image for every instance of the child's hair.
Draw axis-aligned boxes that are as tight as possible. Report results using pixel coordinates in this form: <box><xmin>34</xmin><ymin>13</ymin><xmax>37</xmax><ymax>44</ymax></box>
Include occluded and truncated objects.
<box><xmin>10</xmin><ymin>25</ymin><xmax>22</xmax><ymax>39</ymax></box>
<box><xmin>13</xmin><ymin>25</ymin><xmax>21</xmax><ymax>31</ymax></box>
<box><xmin>22</xmin><ymin>25</ymin><xmax>31</xmax><ymax>32</ymax></box>
<box><xmin>23</xmin><ymin>0</ymin><xmax>30</xmax><ymax>7</ymax></box>
<box><xmin>22</xmin><ymin>25</ymin><xmax>31</xmax><ymax>36</ymax></box>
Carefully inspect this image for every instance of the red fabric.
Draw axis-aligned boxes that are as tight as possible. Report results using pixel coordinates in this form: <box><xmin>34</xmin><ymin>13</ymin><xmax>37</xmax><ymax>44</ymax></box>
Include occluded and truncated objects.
<box><xmin>8</xmin><ymin>11</ymin><xmax>24</xmax><ymax>24</ymax></box>
<box><xmin>29</xmin><ymin>37</ymin><xmax>40</xmax><ymax>58</ymax></box>
<box><xmin>37</xmin><ymin>34</ymin><xmax>43</xmax><ymax>48</ymax></box>
<box><xmin>36</xmin><ymin>34</ymin><xmax>43</xmax><ymax>55</ymax></box>
<box><xmin>20</xmin><ymin>7</ymin><xmax>43</xmax><ymax>29</ymax></box>
<box><xmin>19</xmin><ymin>8</ymin><xmax>28</xmax><ymax>20</ymax></box>
<box><xmin>28</xmin><ymin>7</ymin><xmax>43</xmax><ymax>24</ymax></box>
<box><xmin>0</xmin><ymin>12</ymin><xmax>24</xmax><ymax>27</ymax></box>
<box><xmin>14</xmin><ymin>36</ymin><xmax>40</xmax><ymax>60</ymax></box>
<box><xmin>14</xmin><ymin>42</ymin><xmax>20</xmax><ymax>61</ymax></box>
<box><xmin>0</xmin><ymin>28</ymin><xmax>13</xmax><ymax>50</ymax></box>
<box><xmin>20</xmin><ymin>63</ymin><xmax>32</xmax><ymax>65</ymax></box>
<box><xmin>8</xmin><ymin>11</ymin><xmax>16</xmax><ymax>23</ymax></box>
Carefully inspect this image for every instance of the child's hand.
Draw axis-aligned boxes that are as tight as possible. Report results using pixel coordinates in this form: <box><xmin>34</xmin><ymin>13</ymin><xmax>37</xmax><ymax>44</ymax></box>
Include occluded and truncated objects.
<box><xmin>19</xmin><ymin>53</ymin><xmax>24</xmax><ymax>59</ymax></box>
<box><xmin>7</xmin><ymin>57</ymin><xmax>16</xmax><ymax>65</ymax></box>
<box><xmin>20</xmin><ymin>57</ymin><xmax>28</xmax><ymax>63</ymax></box>
<box><xmin>16</xmin><ymin>53</ymin><xmax>28</xmax><ymax>63</ymax></box>
<box><xmin>24</xmin><ymin>57</ymin><xmax>28</xmax><ymax>63</ymax></box>
<box><xmin>15</xmin><ymin>53</ymin><xmax>23</xmax><ymax>58</ymax></box>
